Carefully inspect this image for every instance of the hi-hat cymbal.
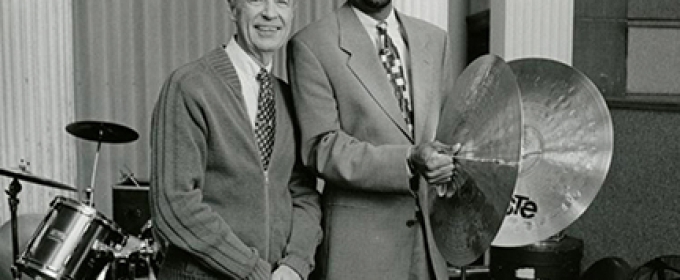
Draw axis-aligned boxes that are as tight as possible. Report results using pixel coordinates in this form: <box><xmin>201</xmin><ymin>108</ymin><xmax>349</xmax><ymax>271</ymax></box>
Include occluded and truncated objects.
<box><xmin>66</xmin><ymin>120</ymin><xmax>139</xmax><ymax>144</ymax></box>
<box><xmin>491</xmin><ymin>58</ymin><xmax>613</xmax><ymax>247</ymax></box>
<box><xmin>0</xmin><ymin>167</ymin><xmax>77</xmax><ymax>192</ymax></box>
<box><xmin>433</xmin><ymin>54</ymin><xmax>523</xmax><ymax>266</ymax></box>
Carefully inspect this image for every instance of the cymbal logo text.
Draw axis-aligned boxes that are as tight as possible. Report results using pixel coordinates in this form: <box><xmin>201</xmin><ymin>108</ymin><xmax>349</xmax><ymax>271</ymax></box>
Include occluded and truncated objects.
<box><xmin>506</xmin><ymin>194</ymin><xmax>538</xmax><ymax>219</ymax></box>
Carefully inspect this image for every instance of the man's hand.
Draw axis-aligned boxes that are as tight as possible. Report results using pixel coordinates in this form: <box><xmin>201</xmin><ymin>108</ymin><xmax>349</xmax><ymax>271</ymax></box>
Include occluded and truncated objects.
<box><xmin>271</xmin><ymin>265</ymin><xmax>301</xmax><ymax>280</ymax></box>
<box><xmin>408</xmin><ymin>141</ymin><xmax>458</xmax><ymax>185</ymax></box>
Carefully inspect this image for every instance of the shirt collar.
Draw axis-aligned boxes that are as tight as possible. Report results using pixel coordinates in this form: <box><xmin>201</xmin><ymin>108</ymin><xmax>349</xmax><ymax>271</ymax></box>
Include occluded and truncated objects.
<box><xmin>225</xmin><ymin>37</ymin><xmax>273</xmax><ymax>77</ymax></box>
<box><xmin>352</xmin><ymin>6</ymin><xmax>400</xmax><ymax>34</ymax></box>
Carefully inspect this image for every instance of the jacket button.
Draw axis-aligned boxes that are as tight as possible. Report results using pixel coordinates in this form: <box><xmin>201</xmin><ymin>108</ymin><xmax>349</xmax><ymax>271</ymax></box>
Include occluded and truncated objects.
<box><xmin>406</xmin><ymin>219</ymin><xmax>418</xmax><ymax>227</ymax></box>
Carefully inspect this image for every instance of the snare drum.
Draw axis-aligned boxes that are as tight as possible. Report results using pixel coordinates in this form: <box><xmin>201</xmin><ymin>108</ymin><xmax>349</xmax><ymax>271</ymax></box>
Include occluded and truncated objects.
<box><xmin>16</xmin><ymin>196</ymin><xmax>126</xmax><ymax>280</ymax></box>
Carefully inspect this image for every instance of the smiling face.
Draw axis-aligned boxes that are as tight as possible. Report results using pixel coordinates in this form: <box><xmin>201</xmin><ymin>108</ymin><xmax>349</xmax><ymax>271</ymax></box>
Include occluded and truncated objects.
<box><xmin>229</xmin><ymin>0</ymin><xmax>295</xmax><ymax>64</ymax></box>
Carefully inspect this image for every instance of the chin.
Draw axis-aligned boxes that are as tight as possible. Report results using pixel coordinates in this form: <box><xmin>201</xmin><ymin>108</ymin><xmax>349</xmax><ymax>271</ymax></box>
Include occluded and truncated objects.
<box><xmin>362</xmin><ymin>0</ymin><xmax>391</xmax><ymax>9</ymax></box>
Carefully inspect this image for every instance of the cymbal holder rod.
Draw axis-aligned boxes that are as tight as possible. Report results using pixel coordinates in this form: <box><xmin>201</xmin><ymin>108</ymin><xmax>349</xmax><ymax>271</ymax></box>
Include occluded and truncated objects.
<box><xmin>86</xmin><ymin>140</ymin><xmax>102</xmax><ymax>207</ymax></box>
<box><xmin>451</xmin><ymin>155</ymin><xmax>519</xmax><ymax>166</ymax></box>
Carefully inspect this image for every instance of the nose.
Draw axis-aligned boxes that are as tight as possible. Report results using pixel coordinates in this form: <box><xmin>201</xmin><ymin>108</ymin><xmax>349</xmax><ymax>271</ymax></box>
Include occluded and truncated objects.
<box><xmin>261</xmin><ymin>0</ymin><xmax>279</xmax><ymax>19</ymax></box>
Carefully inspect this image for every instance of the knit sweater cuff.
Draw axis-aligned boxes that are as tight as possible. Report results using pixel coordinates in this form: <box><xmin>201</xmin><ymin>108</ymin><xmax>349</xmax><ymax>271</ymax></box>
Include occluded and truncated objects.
<box><xmin>245</xmin><ymin>259</ymin><xmax>271</xmax><ymax>280</ymax></box>
<box><xmin>279</xmin><ymin>255</ymin><xmax>312</xmax><ymax>280</ymax></box>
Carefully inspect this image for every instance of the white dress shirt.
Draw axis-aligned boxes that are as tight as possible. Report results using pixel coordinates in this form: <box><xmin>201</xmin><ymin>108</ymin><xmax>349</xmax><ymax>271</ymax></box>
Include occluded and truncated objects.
<box><xmin>225</xmin><ymin>38</ymin><xmax>273</xmax><ymax>128</ymax></box>
<box><xmin>352</xmin><ymin>6</ymin><xmax>410</xmax><ymax>74</ymax></box>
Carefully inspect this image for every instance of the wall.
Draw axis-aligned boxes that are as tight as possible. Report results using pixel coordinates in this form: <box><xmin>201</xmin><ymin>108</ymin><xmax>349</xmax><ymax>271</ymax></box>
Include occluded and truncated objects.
<box><xmin>0</xmin><ymin>0</ymin><xmax>77</xmax><ymax>223</ymax></box>
<box><xmin>570</xmin><ymin>0</ymin><xmax>680</xmax><ymax>269</ymax></box>
<box><xmin>568</xmin><ymin>109</ymin><xmax>680</xmax><ymax>268</ymax></box>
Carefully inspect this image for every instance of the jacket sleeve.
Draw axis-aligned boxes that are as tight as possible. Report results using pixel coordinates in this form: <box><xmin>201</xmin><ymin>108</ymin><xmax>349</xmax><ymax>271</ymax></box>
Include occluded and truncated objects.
<box><xmin>150</xmin><ymin>71</ymin><xmax>270</xmax><ymax>280</ymax></box>
<box><xmin>278</xmin><ymin>161</ymin><xmax>322</xmax><ymax>279</ymax></box>
<box><xmin>287</xmin><ymin>36</ymin><xmax>413</xmax><ymax>194</ymax></box>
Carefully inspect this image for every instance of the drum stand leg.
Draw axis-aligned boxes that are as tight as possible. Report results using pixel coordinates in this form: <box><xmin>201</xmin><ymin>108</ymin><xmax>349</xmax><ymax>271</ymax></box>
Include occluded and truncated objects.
<box><xmin>85</xmin><ymin>140</ymin><xmax>102</xmax><ymax>207</ymax></box>
<box><xmin>5</xmin><ymin>178</ymin><xmax>23</xmax><ymax>280</ymax></box>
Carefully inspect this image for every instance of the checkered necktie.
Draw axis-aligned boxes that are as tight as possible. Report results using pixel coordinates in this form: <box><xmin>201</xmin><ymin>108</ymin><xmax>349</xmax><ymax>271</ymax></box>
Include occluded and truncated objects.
<box><xmin>255</xmin><ymin>68</ymin><xmax>276</xmax><ymax>171</ymax></box>
<box><xmin>377</xmin><ymin>21</ymin><xmax>414</xmax><ymax>136</ymax></box>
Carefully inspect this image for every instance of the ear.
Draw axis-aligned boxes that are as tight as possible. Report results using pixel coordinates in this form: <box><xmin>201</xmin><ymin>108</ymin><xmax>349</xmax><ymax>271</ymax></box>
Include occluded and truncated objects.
<box><xmin>227</xmin><ymin>0</ymin><xmax>238</xmax><ymax>21</ymax></box>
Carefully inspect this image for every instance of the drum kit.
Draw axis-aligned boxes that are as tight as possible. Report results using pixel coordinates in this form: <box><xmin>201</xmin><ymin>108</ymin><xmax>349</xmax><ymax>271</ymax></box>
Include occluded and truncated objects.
<box><xmin>1</xmin><ymin>121</ymin><xmax>161</xmax><ymax>280</ymax></box>
<box><xmin>433</xmin><ymin>55</ymin><xmax>614</xmax><ymax>277</ymax></box>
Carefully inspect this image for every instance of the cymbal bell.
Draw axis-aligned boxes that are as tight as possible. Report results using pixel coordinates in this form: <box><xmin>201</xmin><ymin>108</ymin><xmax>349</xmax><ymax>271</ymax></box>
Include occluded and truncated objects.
<box><xmin>66</xmin><ymin>120</ymin><xmax>139</xmax><ymax>144</ymax></box>
<box><xmin>433</xmin><ymin>54</ymin><xmax>522</xmax><ymax>266</ymax></box>
<box><xmin>491</xmin><ymin>58</ymin><xmax>613</xmax><ymax>247</ymax></box>
<box><xmin>0</xmin><ymin>167</ymin><xmax>77</xmax><ymax>192</ymax></box>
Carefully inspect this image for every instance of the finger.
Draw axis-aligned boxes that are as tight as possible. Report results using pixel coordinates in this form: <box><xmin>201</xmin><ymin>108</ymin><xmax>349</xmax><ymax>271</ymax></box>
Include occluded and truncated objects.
<box><xmin>446</xmin><ymin>182</ymin><xmax>457</xmax><ymax>198</ymax></box>
<box><xmin>435</xmin><ymin>184</ymin><xmax>447</xmax><ymax>197</ymax></box>
<box><xmin>425</xmin><ymin>172</ymin><xmax>453</xmax><ymax>185</ymax></box>
<box><xmin>452</xmin><ymin>143</ymin><xmax>462</xmax><ymax>154</ymax></box>
<box><xmin>430</xmin><ymin>141</ymin><xmax>450</xmax><ymax>151</ymax></box>
<box><xmin>425</xmin><ymin>164</ymin><xmax>454</xmax><ymax>180</ymax></box>
<box><xmin>427</xmin><ymin>153</ymin><xmax>454</xmax><ymax>169</ymax></box>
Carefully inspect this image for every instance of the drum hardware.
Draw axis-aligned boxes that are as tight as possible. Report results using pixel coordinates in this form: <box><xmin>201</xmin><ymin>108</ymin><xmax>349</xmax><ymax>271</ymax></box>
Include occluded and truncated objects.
<box><xmin>433</xmin><ymin>56</ymin><xmax>613</xmax><ymax>279</ymax></box>
<box><xmin>65</xmin><ymin>120</ymin><xmax>139</xmax><ymax>207</ymax></box>
<box><xmin>448</xmin><ymin>265</ymin><xmax>490</xmax><ymax>279</ymax></box>
<box><xmin>103</xmin><ymin>222</ymin><xmax>161</xmax><ymax>280</ymax></box>
<box><xmin>15</xmin><ymin>196</ymin><xmax>127</xmax><ymax>280</ymax></box>
<box><xmin>0</xmin><ymin>165</ymin><xmax>77</xmax><ymax>280</ymax></box>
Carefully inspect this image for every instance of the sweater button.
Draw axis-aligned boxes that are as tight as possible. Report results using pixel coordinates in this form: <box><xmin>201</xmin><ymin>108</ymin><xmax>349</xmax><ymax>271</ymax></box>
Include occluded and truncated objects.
<box><xmin>406</xmin><ymin>219</ymin><xmax>418</xmax><ymax>227</ymax></box>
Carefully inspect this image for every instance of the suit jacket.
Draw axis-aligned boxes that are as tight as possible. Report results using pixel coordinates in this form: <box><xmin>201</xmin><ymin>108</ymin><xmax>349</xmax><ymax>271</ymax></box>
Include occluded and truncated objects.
<box><xmin>288</xmin><ymin>4</ymin><xmax>458</xmax><ymax>280</ymax></box>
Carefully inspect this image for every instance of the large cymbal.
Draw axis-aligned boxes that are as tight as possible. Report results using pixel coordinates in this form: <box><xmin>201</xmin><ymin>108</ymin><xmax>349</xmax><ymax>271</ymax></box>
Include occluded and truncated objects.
<box><xmin>0</xmin><ymin>167</ymin><xmax>77</xmax><ymax>192</ymax></box>
<box><xmin>433</xmin><ymin>54</ymin><xmax>522</xmax><ymax>266</ymax></box>
<box><xmin>66</xmin><ymin>120</ymin><xmax>139</xmax><ymax>144</ymax></box>
<box><xmin>491</xmin><ymin>58</ymin><xmax>613</xmax><ymax>247</ymax></box>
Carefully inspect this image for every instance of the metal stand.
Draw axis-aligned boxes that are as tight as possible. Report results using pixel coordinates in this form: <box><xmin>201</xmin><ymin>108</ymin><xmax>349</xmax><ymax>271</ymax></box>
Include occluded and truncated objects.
<box><xmin>84</xmin><ymin>140</ymin><xmax>102</xmax><ymax>206</ymax></box>
<box><xmin>5</xmin><ymin>178</ymin><xmax>23</xmax><ymax>280</ymax></box>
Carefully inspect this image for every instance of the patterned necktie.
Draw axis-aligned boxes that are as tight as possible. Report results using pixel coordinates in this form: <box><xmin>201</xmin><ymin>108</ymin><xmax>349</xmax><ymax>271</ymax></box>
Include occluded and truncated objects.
<box><xmin>255</xmin><ymin>68</ymin><xmax>276</xmax><ymax>171</ymax></box>
<box><xmin>377</xmin><ymin>21</ymin><xmax>414</xmax><ymax>136</ymax></box>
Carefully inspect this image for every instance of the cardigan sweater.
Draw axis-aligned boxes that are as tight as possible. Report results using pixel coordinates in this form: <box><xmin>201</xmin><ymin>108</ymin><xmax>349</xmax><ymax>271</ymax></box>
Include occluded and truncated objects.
<box><xmin>150</xmin><ymin>46</ymin><xmax>322</xmax><ymax>280</ymax></box>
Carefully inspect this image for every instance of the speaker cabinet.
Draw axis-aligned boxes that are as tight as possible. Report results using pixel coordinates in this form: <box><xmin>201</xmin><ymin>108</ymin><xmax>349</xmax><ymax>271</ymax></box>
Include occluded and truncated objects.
<box><xmin>112</xmin><ymin>185</ymin><xmax>150</xmax><ymax>236</ymax></box>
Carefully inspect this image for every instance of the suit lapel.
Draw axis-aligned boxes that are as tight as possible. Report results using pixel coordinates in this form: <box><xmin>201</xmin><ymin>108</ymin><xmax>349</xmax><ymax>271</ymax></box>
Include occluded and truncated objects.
<box><xmin>338</xmin><ymin>5</ymin><xmax>412</xmax><ymax>140</ymax></box>
<box><xmin>399</xmin><ymin>13</ymin><xmax>434</xmax><ymax>144</ymax></box>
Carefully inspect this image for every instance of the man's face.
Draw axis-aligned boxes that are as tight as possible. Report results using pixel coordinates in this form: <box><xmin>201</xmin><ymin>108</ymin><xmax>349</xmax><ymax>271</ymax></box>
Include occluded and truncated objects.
<box><xmin>349</xmin><ymin>0</ymin><xmax>391</xmax><ymax>14</ymax></box>
<box><xmin>231</xmin><ymin>0</ymin><xmax>295</xmax><ymax>62</ymax></box>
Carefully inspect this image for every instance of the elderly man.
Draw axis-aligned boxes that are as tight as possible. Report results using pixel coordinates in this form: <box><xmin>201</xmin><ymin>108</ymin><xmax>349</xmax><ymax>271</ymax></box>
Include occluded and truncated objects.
<box><xmin>149</xmin><ymin>0</ymin><xmax>321</xmax><ymax>279</ymax></box>
<box><xmin>287</xmin><ymin>0</ymin><xmax>460</xmax><ymax>279</ymax></box>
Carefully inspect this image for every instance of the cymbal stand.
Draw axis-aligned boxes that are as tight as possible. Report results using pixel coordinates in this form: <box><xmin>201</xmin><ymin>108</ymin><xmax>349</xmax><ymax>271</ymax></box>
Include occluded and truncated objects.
<box><xmin>85</xmin><ymin>140</ymin><xmax>102</xmax><ymax>207</ymax></box>
<box><xmin>449</xmin><ymin>265</ymin><xmax>489</xmax><ymax>279</ymax></box>
<box><xmin>5</xmin><ymin>178</ymin><xmax>23</xmax><ymax>280</ymax></box>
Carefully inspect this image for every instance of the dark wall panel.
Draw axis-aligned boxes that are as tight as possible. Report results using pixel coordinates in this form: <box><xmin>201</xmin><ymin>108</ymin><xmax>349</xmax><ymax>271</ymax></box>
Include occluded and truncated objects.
<box><xmin>568</xmin><ymin>109</ymin><xmax>680</xmax><ymax>268</ymax></box>
<box><xmin>573</xmin><ymin>19</ymin><xmax>627</xmax><ymax>98</ymax></box>
<box><xmin>575</xmin><ymin>0</ymin><xmax>627</xmax><ymax>18</ymax></box>
<box><xmin>628</xmin><ymin>0</ymin><xmax>680</xmax><ymax>19</ymax></box>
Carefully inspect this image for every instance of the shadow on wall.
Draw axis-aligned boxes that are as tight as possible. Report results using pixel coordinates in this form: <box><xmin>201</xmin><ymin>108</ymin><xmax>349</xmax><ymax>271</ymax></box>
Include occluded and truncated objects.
<box><xmin>0</xmin><ymin>214</ymin><xmax>45</xmax><ymax>280</ymax></box>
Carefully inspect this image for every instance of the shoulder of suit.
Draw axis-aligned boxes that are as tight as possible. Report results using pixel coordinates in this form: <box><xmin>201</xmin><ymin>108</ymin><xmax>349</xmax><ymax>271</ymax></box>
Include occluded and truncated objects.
<box><xmin>291</xmin><ymin>11</ymin><xmax>340</xmax><ymax>43</ymax></box>
<box><xmin>399</xmin><ymin>12</ymin><xmax>448</xmax><ymax>37</ymax></box>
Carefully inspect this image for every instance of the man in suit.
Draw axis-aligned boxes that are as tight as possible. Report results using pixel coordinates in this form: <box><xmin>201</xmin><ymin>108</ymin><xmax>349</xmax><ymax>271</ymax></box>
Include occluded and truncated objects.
<box><xmin>287</xmin><ymin>0</ymin><xmax>460</xmax><ymax>279</ymax></box>
<box><xmin>150</xmin><ymin>0</ymin><xmax>321</xmax><ymax>279</ymax></box>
